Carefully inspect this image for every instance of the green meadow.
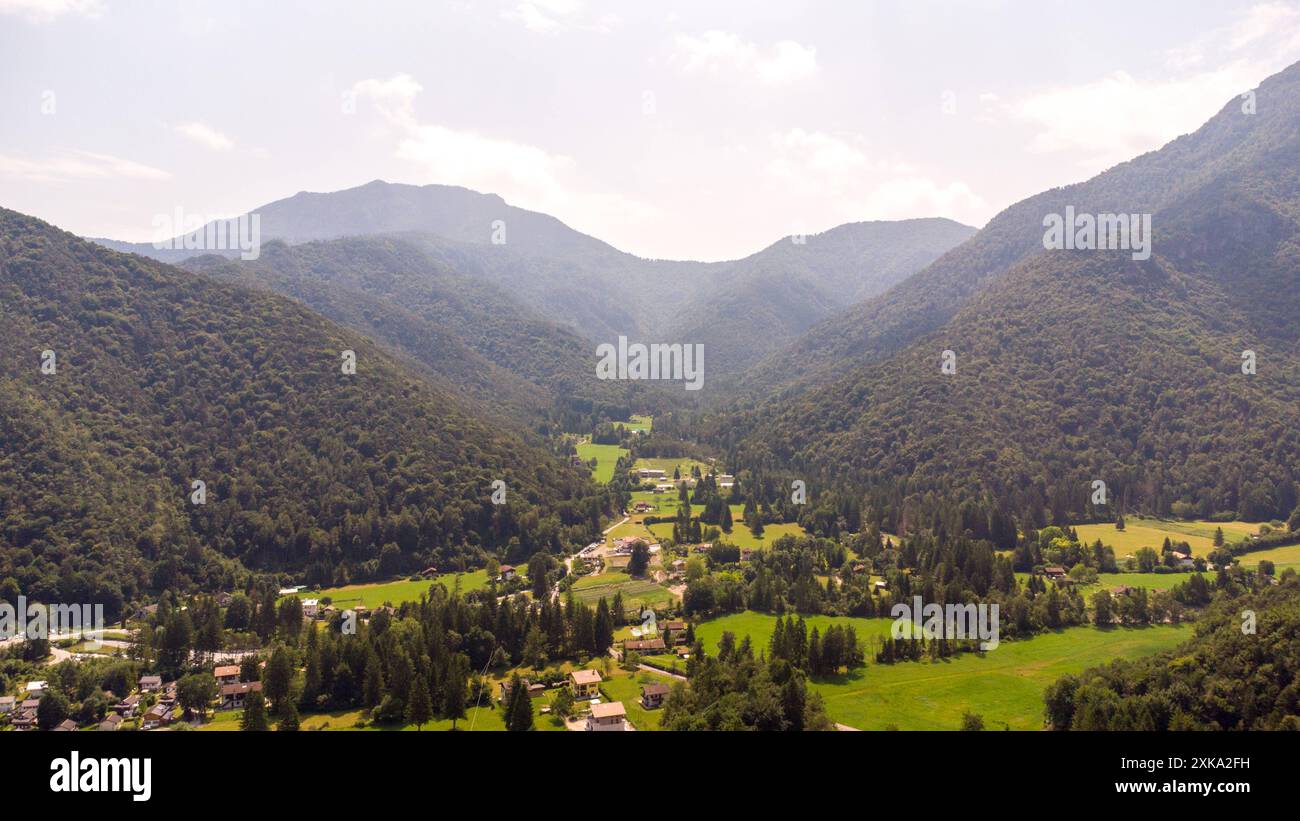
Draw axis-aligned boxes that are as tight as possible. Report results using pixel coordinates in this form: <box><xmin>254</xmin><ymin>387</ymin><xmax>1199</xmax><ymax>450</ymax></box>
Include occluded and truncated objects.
<box><xmin>575</xmin><ymin>441</ymin><xmax>629</xmax><ymax>484</ymax></box>
<box><xmin>1236</xmin><ymin>542</ymin><xmax>1300</xmax><ymax>573</ymax></box>
<box><xmin>1074</xmin><ymin>517</ymin><xmax>1260</xmax><ymax>556</ymax></box>
<box><xmin>813</xmin><ymin>623</ymin><xmax>1193</xmax><ymax>730</ymax></box>
<box><xmin>570</xmin><ymin>570</ymin><xmax>677</xmax><ymax>609</ymax></box>
<box><xmin>694</xmin><ymin>612</ymin><xmax>902</xmax><ymax>655</ymax></box>
<box><xmin>644</xmin><ymin>504</ymin><xmax>808</xmax><ymax>550</ymax></box>
<box><xmin>691</xmin><ymin>610</ymin><xmax>1192</xmax><ymax>730</ymax></box>
<box><xmin>293</xmin><ymin>570</ymin><xmax>493</xmax><ymax>608</ymax></box>
<box><xmin>624</xmin><ymin>414</ymin><xmax>653</xmax><ymax>433</ymax></box>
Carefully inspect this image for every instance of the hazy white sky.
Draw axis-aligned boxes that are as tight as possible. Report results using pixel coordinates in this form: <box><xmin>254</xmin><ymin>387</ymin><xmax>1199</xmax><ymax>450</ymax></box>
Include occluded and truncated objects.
<box><xmin>2</xmin><ymin>0</ymin><xmax>1298</xmax><ymax>260</ymax></box>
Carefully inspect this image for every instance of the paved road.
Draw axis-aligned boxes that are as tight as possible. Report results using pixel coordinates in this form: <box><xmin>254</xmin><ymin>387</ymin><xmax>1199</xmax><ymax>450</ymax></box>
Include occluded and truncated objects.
<box><xmin>835</xmin><ymin>723</ymin><xmax>861</xmax><ymax>731</ymax></box>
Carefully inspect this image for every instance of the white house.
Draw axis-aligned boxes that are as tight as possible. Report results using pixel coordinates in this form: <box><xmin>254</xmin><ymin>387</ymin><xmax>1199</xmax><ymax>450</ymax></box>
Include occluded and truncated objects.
<box><xmin>586</xmin><ymin>700</ymin><xmax>629</xmax><ymax>731</ymax></box>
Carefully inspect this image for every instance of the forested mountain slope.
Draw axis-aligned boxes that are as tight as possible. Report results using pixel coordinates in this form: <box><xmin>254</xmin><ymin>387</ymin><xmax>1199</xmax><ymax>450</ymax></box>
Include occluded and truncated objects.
<box><xmin>183</xmin><ymin>235</ymin><xmax>651</xmax><ymax>429</ymax></box>
<box><xmin>0</xmin><ymin>209</ymin><xmax>608</xmax><ymax>617</ymax></box>
<box><xmin>735</xmin><ymin>60</ymin><xmax>1300</xmax><ymax>404</ymax></box>
<box><xmin>716</xmin><ymin>60</ymin><xmax>1300</xmax><ymax>522</ymax></box>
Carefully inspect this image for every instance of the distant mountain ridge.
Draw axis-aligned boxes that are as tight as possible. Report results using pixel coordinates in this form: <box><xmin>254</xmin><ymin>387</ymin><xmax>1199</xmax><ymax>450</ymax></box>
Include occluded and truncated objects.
<box><xmin>90</xmin><ymin>182</ymin><xmax>975</xmax><ymax>380</ymax></box>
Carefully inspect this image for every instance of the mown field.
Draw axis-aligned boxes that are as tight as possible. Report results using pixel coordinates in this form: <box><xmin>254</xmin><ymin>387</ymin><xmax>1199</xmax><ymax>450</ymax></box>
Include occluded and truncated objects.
<box><xmin>575</xmin><ymin>441</ymin><xmax>628</xmax><ymax>484</ymax></box>
<box><xmin>689</xmin><ymin>610</ymin><xmax>1193</xmax><ymax>730</ymax></box>
<box><xmin>625</xmin><ymin>414</ymin><xmax>653</xmax><ymax>433</ymax></box>
<box><xmin>570</xmin><ymin>570</ymin><xmax>676</xmax><ymax>608</ymax></box>
<box><xmin>645</xmin><ymin>508</ymin><xmax>808</xmax><ymax>550</ymax></box>
<box><xmin>813</xmin><ymin>623</ymin><xmax>1193</xmax><ymax>730</ymax></box>
<box><xmin>293</xmin><ymin>570</ymin><xmax>493</xmax><ymax>608</ymax></box>
<box><xmin>1074</xmin><ymin>518</ymin><xmax>1260</xmax><ymax>556</ymax></box>
<box><xmin>1236</xmin><ymin>542</ymin><xmax>1300</xmax><ymax>572</ymax></box>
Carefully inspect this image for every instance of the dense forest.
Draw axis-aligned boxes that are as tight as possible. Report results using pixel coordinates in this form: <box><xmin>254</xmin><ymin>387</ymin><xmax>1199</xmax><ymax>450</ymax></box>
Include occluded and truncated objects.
<box><xmin>1043</xmin><ymin>579</ymin><xmax>1300</xmax><ymax>730</ymax></box>
<box><xmin>0</xmin><ymin>209</ymin><xmax>615</xmax><ymax>617</ymax></box>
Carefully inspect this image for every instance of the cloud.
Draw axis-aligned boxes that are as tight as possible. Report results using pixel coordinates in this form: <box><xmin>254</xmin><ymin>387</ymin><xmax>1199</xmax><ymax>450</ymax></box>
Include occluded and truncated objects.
<box><xmin>763</xmin><ymin>128</ymin><xmax>987</xmax><ymax>225</ymax></box>
<box><xmin>0</xmin><ymin>150</ymin><xmax>170</xmax><ymax>183</ymax></box>
<box><xmin>1013</xmin><ymin>2</ymin><xmax>1300</xmax><ymax>171</ymax></box>
<box><xmin>349</xmin><ymin>73</ymin><xmax>659</xmax><ymax>240</ymax></box>
<box><xmin>394</xmin><ymin>124</ymin><xmax>576</xmax><ymax>202</ymax></box>
<box><xmin>350</xmin><ymin>74</ymin><xmax>423</xmax><ymax>126</ymax></box>
<box><xmin>0</xmin><ymin>0</ymin><xmax>101</xmax><ymax>23</ymax></box>
<box><xmin>671</xmin><ymin>31</ymin><xmax>818</xmax><ymax>85</ymax></box>
<box><xmin>174</xmin><ymin>122</ymin><xmax>235</xmax><ymax>152</ymax></box>
<box><xmin>766</xmin><ymin>128</ymin><xmax>868</xmax><ymax>192</ymax></box>
<box><xmin>501</xmin><ymin>0</ymin><xmax>616</xmax><ymax>34</ymax></box>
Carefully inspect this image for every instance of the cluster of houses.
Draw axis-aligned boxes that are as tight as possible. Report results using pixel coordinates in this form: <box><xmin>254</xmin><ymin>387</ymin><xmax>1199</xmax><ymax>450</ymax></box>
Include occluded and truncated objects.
<box><xmin>610</xmin><ymin>536</ymin><xmax>659</xmax><ymax>558</ymax></box>
<box><xmin>569</xmin><ymin>669</ymin><xmax>674</xmax><ymax>731</ymax></box>
<box><xmin>632</xmin><ymin>468</ymin><xmax>735</xmax><ymax>495</ymax></box>
<box><xmin>497</xmin><ymin>665</ymin><xmax>678</xmax><ymax>732</ymax></box>
<box><xmin>4</xmin><ymin>663</ymin><xmax>265</xmax><ymax>732</ymax></box>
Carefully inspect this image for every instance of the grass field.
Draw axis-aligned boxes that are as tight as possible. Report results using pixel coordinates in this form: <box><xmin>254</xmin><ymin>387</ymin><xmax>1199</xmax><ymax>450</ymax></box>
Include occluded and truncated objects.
<box><xmin>1015</xmin><ymin>570</ymin><xmax>1209</xmax><ymax>593</ymax></box>
<box><xmin>692</xmin><ymin>611</ymin><xmax>1192</xmax><ymax>730</ymax></box>
<box><xmin>1236</xmin><ymin>542</ymin><xmax>1300</xmax><ymax>572</ymax></box>
<box><xmin>570</xmin><ymin>571</ymin><xmax>677</xmax><ymax>608</ymax></box>
<box><xmin>293</xmin><ymin>570</ymin><xmax>492</xmax><ymax>608</ymax></box>
<box><xmin>693</xmin><ymin>612</ymin><xmax>903</xmax><ymax>658</ymax></box>
<box><xmin>624</xmin><ymin>414</ymin><xmax>653</xmax><ymax>433</ymax></box>
<box><xmin>1074</xmin><ymin>518</ymin><xmax>1260</xmax><ymax>557</ymax></box>
<box><xmin>645</xmin><ymin>512</ymin><xmax>808</xmax><ymax>550</ymax></box>
<box><xmin>575</xmin><ymin>441</ymin><xmax>629</xmax><ymax>484</ymax></box>
<box><xmin>815</xmin><ymin>623</ymin><xmax>1193</xmax><ymax>729</ymax></box>
<box><xmin>628</xmin><ymin>490</ymin><xmax>681</xmax><ymax>516</ymax></box>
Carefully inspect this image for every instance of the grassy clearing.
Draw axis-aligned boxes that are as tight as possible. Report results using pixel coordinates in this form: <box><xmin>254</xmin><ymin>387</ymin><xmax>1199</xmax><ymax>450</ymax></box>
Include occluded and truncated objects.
<box><xmin>814</xmin><ymin>624</ymin><xmax>1193</xmax><ymax>730</ymax></box>
<box><xmin>1074</xmin><ymin>518</ymin><xmax>1260</xmax><ymax>557</ymax></box>
<box><xmin>645</xmin><ymin>516</ymin><xmax>808</xmax><ymax>550</ymax></box>
<box><xmin>693</xmin><ymin>612</ymin><xmax>901</xmax><ymax>657</ymax></box>
<box><xmin>293</xmin><ymin>570</ymin><xmax>492</xmax><ymax>608</ymax></box>
<box><xmin>1236</xmin><ymin>543</ymin><xmax>1300</xmax><ymax>575</ymax></box>
<box><xmin>624</xmin><ymin>414</ymin><xmax>653</xmax><ymax>433</ymax></box>
<box><xmin>570</xmin><ymin>572</ymin><xmax>676</xmax><ymax>608</ymax></box>
<box><xmin>689</xmin><ymin>610</ymin><xmax>1191</xmax><ymax>730</ymax></box>
<box><xmin>575</xmin><ymin>441</ymin><xmax>629</xmax><ymax>484</ymax></box>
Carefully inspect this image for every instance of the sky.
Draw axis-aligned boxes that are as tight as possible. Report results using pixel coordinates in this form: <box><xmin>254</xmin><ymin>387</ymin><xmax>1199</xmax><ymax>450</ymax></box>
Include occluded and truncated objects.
<box><xmin>1</xmin><ymin>0</ymin><xmax>1299</xmax><ymax>261</ymax></box>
